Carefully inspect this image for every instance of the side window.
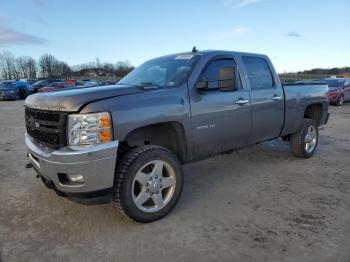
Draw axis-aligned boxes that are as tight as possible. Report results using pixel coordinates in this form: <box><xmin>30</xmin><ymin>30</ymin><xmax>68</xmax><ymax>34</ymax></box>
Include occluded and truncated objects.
<box><xmin>242</xmin><ymin>56</ymin><xmax>274</xmax><ymax>90</ymax></box>
<box><xmin>201</xmin><ymin>59</ymin><xmax>237</xmax><ymax>90</ymax></box>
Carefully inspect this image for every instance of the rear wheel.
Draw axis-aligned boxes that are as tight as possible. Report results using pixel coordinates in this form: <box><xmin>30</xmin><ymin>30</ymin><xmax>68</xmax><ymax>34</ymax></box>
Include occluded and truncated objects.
<box><xmin>112</xmin><ymin>145</ymin><xmax>183</xmax><ymax>223</ymax></box>
<box><xmin>336</xmin><ymin>95</ymin><xmax>344</xmax><ymax>106</ymax></box>
<box><xmin>290</xmin><ymin>118</ymin><xmax>319</xmax><ymax>158</ymax></box>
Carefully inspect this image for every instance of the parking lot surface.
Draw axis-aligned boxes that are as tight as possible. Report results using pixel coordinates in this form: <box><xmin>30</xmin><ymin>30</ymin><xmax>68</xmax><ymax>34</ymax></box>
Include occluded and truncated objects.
<box><xmin>1</xmin><ymin>101</ymin><xmax>349</xmax><ymax>262</ymax></box>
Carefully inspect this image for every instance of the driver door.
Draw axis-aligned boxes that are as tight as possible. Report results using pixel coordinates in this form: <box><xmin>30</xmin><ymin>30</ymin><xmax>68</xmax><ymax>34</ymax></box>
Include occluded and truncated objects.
<box><xmin>190</xmin><ymin>58</ymin><xmax>251</xmax><ymax>159</ymax></box>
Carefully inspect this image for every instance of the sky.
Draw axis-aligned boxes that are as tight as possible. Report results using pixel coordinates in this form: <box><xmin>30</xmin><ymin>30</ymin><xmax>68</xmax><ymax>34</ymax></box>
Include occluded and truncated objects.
<box><xmin>0</xmin><ymin>0</ymin><xmax>349</xmax><ymax>72</ymax></box>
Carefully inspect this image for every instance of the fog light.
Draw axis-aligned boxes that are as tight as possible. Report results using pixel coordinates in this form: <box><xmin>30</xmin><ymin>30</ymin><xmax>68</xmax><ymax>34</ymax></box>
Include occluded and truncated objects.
<box><xmin>67</xmin><ymin>174</ymin><xmax>84</xmax><ymax>183</ymax></box>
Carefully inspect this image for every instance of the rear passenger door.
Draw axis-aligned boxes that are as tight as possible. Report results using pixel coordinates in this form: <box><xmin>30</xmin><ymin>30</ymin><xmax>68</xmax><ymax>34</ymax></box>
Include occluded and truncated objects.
<box><xmin>242</xmin><ymin>56</ymin><xmax>284</xmax><ymax>143</ymax></box>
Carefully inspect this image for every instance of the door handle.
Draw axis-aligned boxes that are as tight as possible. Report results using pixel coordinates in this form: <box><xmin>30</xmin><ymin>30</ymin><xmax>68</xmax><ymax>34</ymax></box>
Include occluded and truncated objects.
<box><xmin>235</xmin><ymin>99</ymin><xmax>249</xmax><ymax>106</ymax></box>
<box><xmin>271</xmin><ymin>95</ymin><xmax>283</xmax><ymax>101</ymax></box>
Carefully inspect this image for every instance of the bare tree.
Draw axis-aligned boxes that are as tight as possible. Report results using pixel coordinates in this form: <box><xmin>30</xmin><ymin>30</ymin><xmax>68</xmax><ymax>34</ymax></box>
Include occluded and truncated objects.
<box><xmin>14</xmin><ymin>56</ymin><xmax>38</xmax><ymax>79</ymax></box>
<box><xmin>16</xmin><ymin>56</ymin><xmax>29</xmax><ymax>78</ymax></box>
<box><xmin>0</xmin><ymin>54</ymin><xmax>8</xmax><ymax>79</ymax></box>
<box><xmin>27</xmin><ymin>57</ymin><xmax>37</xmax><ymax>79</ymax></box>
<box><xmin>38</xmin><ymin>53</ymin><xmax>58</xmax><ymax>78</ymax></box>
<box><xmin>0</xmin><ymin>51</ymin><xmax>16</xmax><ymax>80</ymax></box>
<box><xmin>53</xmin><ymin>61</ymin><xmax>72</xmax><ymax>78</ymax></box>
<box><xmin>39</xmin><ymin>54</ymin><xmax>71</xmax><ymax>78</ymax></box>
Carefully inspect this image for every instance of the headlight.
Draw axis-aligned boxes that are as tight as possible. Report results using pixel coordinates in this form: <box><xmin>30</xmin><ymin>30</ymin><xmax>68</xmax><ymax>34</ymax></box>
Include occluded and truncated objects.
<box><xmin>67</xmin><ymin>112</ymin><xmax>113</xmax><ymax>146</ymax></box>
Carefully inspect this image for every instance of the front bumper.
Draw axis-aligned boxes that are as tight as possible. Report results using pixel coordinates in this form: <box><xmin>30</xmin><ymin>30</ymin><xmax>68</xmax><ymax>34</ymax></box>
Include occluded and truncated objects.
<box><xmin>25</xmin><ymin>133</ymin><xmax>118</xmax><ymax>204</ymax></box>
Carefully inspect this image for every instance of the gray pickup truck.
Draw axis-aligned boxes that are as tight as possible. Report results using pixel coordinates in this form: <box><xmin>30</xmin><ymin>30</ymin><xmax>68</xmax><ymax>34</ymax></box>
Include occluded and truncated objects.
<box><xmin>25</xmin><ymin>50</ymin><xmax>329</xmax><ymax>222</ymax></box>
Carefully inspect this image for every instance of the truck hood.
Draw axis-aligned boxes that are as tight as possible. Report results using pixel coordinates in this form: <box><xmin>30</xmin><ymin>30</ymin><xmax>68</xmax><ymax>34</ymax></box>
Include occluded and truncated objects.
<box><xmin>25</xmin><ymin>84</ymin><xmax>143</xmax><ymax>112</ymax></box>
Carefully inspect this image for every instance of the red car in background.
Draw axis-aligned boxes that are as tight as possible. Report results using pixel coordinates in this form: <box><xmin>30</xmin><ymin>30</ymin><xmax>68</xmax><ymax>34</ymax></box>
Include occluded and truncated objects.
<box><xmin>38</xmin><ymin>82</ymin><xmax>71</xmax><ymax>92</ymax></box>
<box><xmin>323</xmin><ymin>78</ymin><xmax>350</xmax><ymax>106</ymax></box>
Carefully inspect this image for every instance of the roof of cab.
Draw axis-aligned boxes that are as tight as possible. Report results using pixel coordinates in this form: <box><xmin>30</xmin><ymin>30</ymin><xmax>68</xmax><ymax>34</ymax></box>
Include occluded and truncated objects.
<box><xmin>150</xmin><ymin>49</ymin><xmax>269</xmax><ymax>62</ymax></box>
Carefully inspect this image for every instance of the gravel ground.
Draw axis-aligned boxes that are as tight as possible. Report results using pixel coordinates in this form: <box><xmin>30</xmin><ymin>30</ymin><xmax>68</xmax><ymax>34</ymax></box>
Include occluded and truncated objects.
<box><xmin>0</xmin><ymin>100</ymin><xmax>349</xmax><ymax>262</ymax></box>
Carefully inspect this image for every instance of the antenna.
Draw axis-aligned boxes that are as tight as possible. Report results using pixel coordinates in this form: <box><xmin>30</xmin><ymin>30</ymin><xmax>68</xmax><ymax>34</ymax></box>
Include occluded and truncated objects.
<box><xmin>192</xmin><ymin>46</ymin><xmax>198</xmax><ymax>53</ymax></box>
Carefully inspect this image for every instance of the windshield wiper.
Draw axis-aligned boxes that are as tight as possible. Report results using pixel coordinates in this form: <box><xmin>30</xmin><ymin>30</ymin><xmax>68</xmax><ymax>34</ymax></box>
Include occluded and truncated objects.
<box><xmin>116</xmin><ymin>82</ymin><xmax>159</xmax><ymax>89</ymax></box>
<box><xmin>135</xmin><ymin>82</ymin><xmax>158</xmax><ymax>86</ymax></box>
<box><xmin>131</xmin><ymin>82</ymin><xmax>159</xmax><ymax>89</ymax></box>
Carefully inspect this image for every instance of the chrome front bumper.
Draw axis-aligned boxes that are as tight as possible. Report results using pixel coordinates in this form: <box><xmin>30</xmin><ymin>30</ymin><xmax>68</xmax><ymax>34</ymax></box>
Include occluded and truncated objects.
<box><xmin>25</xmin><ymin>133</ymin><xmax>118</xmax><ymax>196</ymax></box>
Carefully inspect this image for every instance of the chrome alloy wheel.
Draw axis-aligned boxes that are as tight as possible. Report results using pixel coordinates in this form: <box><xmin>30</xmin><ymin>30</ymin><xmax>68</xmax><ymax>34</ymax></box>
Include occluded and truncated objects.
<box><xmin>132</xmin><ymin>160</ymin><xmax>176</xmax><ymax>212</ymax></box>
<box><xmin>304</xmin><ymin>125</ymin><xmax>317</xmax><ymax>153</ymax></box>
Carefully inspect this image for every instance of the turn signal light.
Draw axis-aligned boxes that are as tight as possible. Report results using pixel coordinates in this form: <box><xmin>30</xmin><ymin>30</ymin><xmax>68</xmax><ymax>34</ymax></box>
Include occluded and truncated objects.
<box><xmin>98</xmin><ymin>129</ymin><xmax>113</xmax><ymax>143</ymax></box>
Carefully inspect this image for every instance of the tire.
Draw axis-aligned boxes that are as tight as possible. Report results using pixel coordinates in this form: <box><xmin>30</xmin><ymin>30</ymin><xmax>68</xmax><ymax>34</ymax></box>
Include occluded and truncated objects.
<box><xmin>19</xmin><ymin>89</ymin><xmax>29</xmax><ymax>99</ymax></box>
<box><xmin>290</xmin><ymin>118</ymin><xmax>319</xmax><ymax>158</ymax></box>
<box><xmin>335</xmin><ymin>95</ymin><xmax>344</xmax><ymax>106</ymax></box>
<box><xmin>14</xmin><ymin>90</ymin><xmax>21</xmax><ymax>100</ymax></box>
<box><xmin>22</xmin><ymin>90</ymin><xmax>29</xmax><ymax>99</ymax></box>
<box><xmin>112</xmin><ymin>145</ymin><xmax>183</xmax><ymax>223</ymax></box>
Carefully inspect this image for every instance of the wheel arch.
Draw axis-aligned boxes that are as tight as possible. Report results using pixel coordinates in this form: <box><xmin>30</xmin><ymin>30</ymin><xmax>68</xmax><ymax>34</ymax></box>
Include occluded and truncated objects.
<box><xmin>120</xmin><ymin>121</ymin><xmax>188</xmax><ymax>163</ymax></box>
<box><xmin>303</xmin><ymin>103</ymin><xmax>324</xmax><ymax>126</ymax></box>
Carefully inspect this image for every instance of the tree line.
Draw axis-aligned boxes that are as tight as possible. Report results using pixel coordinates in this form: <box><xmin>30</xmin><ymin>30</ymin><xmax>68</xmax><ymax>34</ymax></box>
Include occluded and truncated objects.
<box><xmin>2</xmin><ymin>50</ymin><xmax>348</xmax><ymax>80</ymax></box>
<box><xmin>298</xmin><ymin>67</ymin><xmax>350</xmax><ymax>75</ymax></box>
<box><xmin>0</xmin><ymin>51</ymin><xmax>134</xmax><ymax>80</ymax></box>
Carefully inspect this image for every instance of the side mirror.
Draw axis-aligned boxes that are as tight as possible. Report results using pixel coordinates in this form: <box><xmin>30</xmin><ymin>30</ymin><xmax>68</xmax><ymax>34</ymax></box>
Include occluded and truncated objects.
<box><xmin>195</xmin><ymin>79</ymin><xmax>208</xmax><ymax>89</ymax></box>
<box><xmin>218</xmin><ymin>66</ymin><xmax>236</xmax><ymax>91</ymax></box>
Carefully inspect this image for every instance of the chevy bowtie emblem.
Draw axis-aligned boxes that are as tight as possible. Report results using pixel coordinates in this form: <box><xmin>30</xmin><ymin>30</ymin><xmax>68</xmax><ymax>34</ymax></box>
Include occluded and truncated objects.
<box><xmin>29</xmin><ymin>117</ymin><xmax>40</xmax><ymax>129</ymax></box>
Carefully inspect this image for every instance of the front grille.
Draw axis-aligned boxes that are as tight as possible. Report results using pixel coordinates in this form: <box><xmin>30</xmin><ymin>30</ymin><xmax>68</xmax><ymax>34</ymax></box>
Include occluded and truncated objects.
<box><xmin>25</xmin><ymin>107</ymin><xmax>68</xmax><ymax>148</ymax></box>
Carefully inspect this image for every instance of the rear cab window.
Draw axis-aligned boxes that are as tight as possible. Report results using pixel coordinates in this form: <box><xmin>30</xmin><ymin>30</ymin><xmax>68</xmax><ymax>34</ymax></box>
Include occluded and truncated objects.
<box><xmin>242</xmin><ymin>56</ymin><xmax>275</xmax><ymax>90</ymax></box>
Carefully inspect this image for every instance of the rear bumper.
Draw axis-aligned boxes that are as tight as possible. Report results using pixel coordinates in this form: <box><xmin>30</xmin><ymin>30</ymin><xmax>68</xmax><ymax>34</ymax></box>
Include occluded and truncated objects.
<box><xmin>328</xmin><ymin>92</ymin><xmax>341</xmax><ymax>103</ymax></box>
<box><xmin>0</xmin><ymin>93</ymin><xmax>16</xmax><ymax>100</ymax></box>
<box><xmin>25</xmin><ymin>133</ymin><xmax>118</xmax><ymax>204</ymax></box>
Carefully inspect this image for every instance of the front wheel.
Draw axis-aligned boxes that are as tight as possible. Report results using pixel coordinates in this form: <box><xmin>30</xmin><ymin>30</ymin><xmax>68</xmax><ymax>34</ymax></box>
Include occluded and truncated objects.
<box><xmin>112</xmin><ymin>145</ymin><xmax>183</xmax><ymax>223</ymax></box>
<box><xmin>290</xmin><ymin>118</ymin><xmax>319</xmax><ymax>158</ymax></box>
<box><xmin>13</xmin><ymin>90</ymin><xmax>21</xmax><ymax>100</ymax></box>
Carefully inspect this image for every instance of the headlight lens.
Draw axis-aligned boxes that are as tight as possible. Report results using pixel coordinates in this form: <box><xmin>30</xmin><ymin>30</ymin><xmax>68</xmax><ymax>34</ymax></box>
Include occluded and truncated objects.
<box><xmin>67</xmin><ymin>112</ymin><xmax>113</xmax><ymax>146</ymax></box>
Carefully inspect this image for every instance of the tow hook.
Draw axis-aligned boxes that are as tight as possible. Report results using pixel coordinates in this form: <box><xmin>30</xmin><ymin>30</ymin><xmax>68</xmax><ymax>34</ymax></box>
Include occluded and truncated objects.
<box><xmin>26</xmin><ymin>153</ymin><xmax>33</xmax><ymax>169</ymax></box>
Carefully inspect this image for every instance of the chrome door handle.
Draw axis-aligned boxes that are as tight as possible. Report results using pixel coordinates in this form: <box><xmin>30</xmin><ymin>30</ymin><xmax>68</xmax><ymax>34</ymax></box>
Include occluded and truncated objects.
<box><xmin>271</xmin><ymin>95</ymin><xmax>283</xmax><ymax>101</ymax></box>
<box><xmin>235</xmin><ymin>99</ymin><xmax>249</xmax><ymax>105</ymax></box>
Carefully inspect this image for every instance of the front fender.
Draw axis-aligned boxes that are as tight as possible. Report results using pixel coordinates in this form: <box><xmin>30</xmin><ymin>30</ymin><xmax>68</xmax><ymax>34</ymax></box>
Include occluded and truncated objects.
<box><xmin>79</xmin><ymin>87</ymin><xmax>193</xmax><ymax>151</ymax></box>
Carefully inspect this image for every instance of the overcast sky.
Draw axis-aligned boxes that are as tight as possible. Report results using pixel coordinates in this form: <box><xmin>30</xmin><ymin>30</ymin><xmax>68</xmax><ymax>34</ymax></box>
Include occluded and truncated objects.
<box><xmin>0</xmin><ymin>0</ymin><xmax>349</xmax><ymax>72</ymax></box>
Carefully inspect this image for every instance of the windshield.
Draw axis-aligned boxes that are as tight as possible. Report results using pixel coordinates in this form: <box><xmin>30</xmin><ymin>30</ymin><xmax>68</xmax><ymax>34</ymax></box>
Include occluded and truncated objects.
<box><xmin>47</xmin><ymin>82</ymin><xmax>65</xmax><ymax>87</ymax></box>
<box><xmin>33</xmin><ymin>80</ymin><xmax>45</xmax><ymax>86</ymax></box>
<box><xmin>0</xmin><ymin>82</ymin><xmax>16</xmax><ymax>89</ymax></box>
<box><xmin>84</xmin><ymin>81</ymin><xmax>100</xmax><ymax>87</ymax></box>
<box><xmin>118</xmin><ymin>55</ymin><xmax>199</xmax><ymax>88</ymax></box>
<box><xmin>324</xmin><ymin>79</ymin><xmax>345</xmax><ymax>88</ymax></box>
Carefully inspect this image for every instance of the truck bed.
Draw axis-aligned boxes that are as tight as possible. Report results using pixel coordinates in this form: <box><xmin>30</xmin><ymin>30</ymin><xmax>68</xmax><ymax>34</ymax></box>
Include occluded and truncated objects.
<box><xmin>281</xmin><ymin>83</ymin><xmax>329</xmax><ymax>136</ymax></box>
